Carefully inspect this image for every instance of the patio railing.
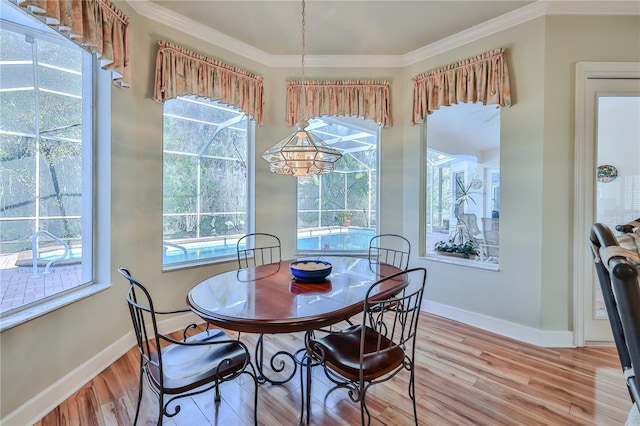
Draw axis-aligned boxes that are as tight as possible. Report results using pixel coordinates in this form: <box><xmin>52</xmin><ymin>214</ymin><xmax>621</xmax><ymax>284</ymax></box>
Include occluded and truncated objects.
<box><xmin>31</xmin><ymin>230</ymin><xmax>70</xmax><ymax>277</ymax></box>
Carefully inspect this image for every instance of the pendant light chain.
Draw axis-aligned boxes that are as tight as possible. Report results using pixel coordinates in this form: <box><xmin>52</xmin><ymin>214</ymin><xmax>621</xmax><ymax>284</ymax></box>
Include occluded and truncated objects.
<box><xmin>260</xmin><ymin>0</ymin><xmax>343</xmax><ymax>176</ymax></box>
<box><xmin>301</xmin><ymin>0</ymin><xmax>306</xmax><ymax>80</ymax></box>
<box><xmin>301</xmin><ymin>0</ymin><xmax>307</xmax><ymax>120</ymax></box>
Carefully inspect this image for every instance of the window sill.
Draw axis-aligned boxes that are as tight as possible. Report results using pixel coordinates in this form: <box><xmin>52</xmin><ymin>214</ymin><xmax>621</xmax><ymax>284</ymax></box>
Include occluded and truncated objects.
<box><xmin>162</xmin><ymin>255</ymin><xmax>237</xmax><ymax>272</ymax></box>
<box><xmin>0</xmin><ymin>283</ymin><xmax>111</xmax><ymax>332</ymax></box>
<box><xmin>422</xmin><ymin>253</ymin><xmax>500</xmax><ymax>271</ymax></box>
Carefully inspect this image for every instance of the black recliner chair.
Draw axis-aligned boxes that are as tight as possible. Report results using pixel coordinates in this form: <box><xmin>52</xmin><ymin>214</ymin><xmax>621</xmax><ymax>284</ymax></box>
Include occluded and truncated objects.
<box><xmin>589</xmin><ymin>219</ymin><xmax>640</xmax><ymax>422</ymax></box>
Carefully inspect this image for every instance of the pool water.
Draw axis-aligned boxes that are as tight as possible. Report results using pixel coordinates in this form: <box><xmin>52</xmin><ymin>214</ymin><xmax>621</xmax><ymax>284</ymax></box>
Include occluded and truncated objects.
<box><xmin>163</xmin><ymin>229</ymin><xmax>376</xmax><ymax>265</ymax></box>
<box><xmin>296</xmin><ymin>229</ymin><xmax>375</xmax><ymax>251</ymax></box>
<box><xmin>20</xmin><ymin>230</ymin><xmax>377</xmax><ymax>269</ymax></box>
<box><xmin>40</xmin><ymin>250</ymin><xmax>82</xmax><ymax>261</ymax></box>
<box><xmin>164</xmin><ymin>242</ymin><xmax>238</xmax><ymax>264</ymax></box>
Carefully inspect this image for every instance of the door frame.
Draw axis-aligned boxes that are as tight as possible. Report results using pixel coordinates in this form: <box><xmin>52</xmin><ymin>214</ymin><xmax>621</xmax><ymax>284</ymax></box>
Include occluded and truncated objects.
<box><xmin>573</xmin><ymin>61</ymin><xmax>640</xmax><ymax>347</ymax></box>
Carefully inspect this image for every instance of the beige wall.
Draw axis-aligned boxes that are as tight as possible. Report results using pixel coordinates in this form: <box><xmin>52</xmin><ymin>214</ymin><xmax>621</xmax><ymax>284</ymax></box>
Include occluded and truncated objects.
<box><xmin>403</xmin><ymin>15</ymin><xmax>639</xmax><ymax>331</ymax></box>
<box><xmin>403</xmin><ymin>17</ymin><xmax>548</xmax><ymax>328</ymax></box>
<box><xmin>540</xmin><ymin>15</ymin><xmax>640</xmax><ymax>330</ymax></box>
<box><xmin>1</xmin><ymin>5</ymin><xmax>639</xmax><ymax>420</ymax></box>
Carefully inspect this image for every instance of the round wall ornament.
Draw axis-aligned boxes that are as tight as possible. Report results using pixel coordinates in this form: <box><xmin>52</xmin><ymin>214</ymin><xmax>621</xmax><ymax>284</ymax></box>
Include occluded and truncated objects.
<box><xmin>597</xmin><ymin>164</ymin><xmax>618</xmax><ymax>183</ymax></box>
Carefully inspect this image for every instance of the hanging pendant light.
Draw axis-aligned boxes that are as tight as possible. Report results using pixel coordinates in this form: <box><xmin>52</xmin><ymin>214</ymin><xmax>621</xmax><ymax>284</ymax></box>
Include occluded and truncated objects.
<box><xmin>261</xmin><ymin>0</ymin><xmax>342</xmax><ymax>177</ymax></box>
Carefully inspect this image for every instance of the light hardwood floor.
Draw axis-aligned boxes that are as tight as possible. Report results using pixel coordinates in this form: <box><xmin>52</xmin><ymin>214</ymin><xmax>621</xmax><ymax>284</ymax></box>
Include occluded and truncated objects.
<box><xmin>35</xmin><ymin>313</ymin><xmax>633</xmax><ymax>425</ymax></box>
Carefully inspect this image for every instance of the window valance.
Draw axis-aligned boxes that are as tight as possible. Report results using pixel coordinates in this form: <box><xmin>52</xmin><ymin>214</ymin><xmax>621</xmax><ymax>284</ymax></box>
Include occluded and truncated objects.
<box><xmin>13</xmin><ymin>0</ymin><xmax>131</xmax><ymax>88</ymax></box>
<box><xmin>153</xmin><ymin>41</ymin><xmax>264</xmax><ymax>125</ymax></box>
<box><xmin>286</xmin><ymin>80</ymin><xmax>392</xmax><ymax>127</ymax></box>
<box><xmin>411</xmin><ymin>48</ymin><xmax>511</xmax><ymax>124</ymax></box>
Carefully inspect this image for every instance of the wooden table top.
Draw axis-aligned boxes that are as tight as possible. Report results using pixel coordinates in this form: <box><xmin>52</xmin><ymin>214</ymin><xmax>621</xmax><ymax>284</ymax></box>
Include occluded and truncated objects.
<box><xmin>187</xmin><ymin>256</ymin><xmax>405</xmax><ymax>333</ymax></box>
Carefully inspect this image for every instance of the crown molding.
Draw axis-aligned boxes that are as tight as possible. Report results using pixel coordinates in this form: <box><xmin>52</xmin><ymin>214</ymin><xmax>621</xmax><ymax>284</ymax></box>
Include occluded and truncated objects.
<box><xmin>545</xmin><ymin>0</ymin><xmax>640</xmax><ymax>15</ymax></box>
<box><xmin>127</xmin><ymin>0</ymin><xmax>640</xmax><ymax>68</ymax></box>
<box><xmin>401</xmin><ymin>1</ymin><xmax>550</xmax><ymax>67</ymax></box>
<box><xmin>126</xmin><ymin>0</ymin><xmax>273</xmax><ymax>65</ymax></box>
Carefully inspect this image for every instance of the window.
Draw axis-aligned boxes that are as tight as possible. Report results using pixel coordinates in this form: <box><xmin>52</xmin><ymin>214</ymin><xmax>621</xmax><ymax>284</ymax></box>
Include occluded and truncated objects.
<box><xmin>425</xmin><ymin>102</ymin><xmax>500</xmax><ymax>266</ymax></box>
<box><xmin>0</xmin><ymin>20</ymin><xmax>94</xmax><ymax>315</ymax></box>
<box><xmin>162</xmin><ymin>96</ymin><xmax>251</xmax><ymax>268</ymax></box>
<box><xmin>296</xmin><ymin>116</ymin><xmax>379</xmax><ymax>253</ymax></box>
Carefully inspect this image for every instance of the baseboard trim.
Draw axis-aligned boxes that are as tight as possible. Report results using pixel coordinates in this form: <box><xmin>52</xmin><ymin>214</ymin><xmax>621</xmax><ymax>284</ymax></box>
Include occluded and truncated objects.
<box><xmin>1</xmin><ymin>313</ymin><xmax>199</xmax><ymax>426</ymax></box>
<box><xmin>3</xmin><ymin>305</ymin><xmax>575</xmax><ymax>425</ymax></box>
<box><xmin>422</xmin><ymin>300</ymin><xmax>575</xmax><ymax>348</ymax></box>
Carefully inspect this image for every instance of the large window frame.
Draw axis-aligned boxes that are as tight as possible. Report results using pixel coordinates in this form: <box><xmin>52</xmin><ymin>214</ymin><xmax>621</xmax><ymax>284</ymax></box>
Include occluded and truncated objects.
<box><xmin>296</xmin><ymin>116</ymin><xmax>379</xmax><ymax>254</ymax></box>
<box><xmin>161</xmin><ymin>96</ymin><xmax>253</xmax><ymax>270</ymax></box>
<box><xmin>424</xmin><ymin>102</ymin><xmax>501</xmax><ymax>269</ymax></box>
<box><xmin>0</xmin><ymin>12</ymin><xmax>105</xmax><ymax>328</ymax></box>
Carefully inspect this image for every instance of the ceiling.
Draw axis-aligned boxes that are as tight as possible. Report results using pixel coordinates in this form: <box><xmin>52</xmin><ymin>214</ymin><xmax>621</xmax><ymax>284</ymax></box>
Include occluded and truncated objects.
<box><xmin>132</xmin><ymin>1</ymin><xmax>638</xmax><ymax>67</ymax></box>
<box><xmin>145</xmin><ymin>0</ymin><xmax>533</xmax><ymax>56</ymax></box>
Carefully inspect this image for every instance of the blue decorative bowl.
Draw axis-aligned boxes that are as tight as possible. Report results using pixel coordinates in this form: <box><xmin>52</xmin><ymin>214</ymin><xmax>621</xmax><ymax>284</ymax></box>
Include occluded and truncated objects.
<box><xmin>290</xmin><ymin>260</ymin><xmax>332</xmax><ymax>283</ymax></box>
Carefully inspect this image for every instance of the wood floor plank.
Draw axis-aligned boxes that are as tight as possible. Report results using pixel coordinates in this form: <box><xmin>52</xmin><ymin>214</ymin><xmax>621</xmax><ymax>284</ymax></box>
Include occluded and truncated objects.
<box><xmin>472</xmin><ymin>377</ymin><xmax>582</xmax><ymax>426</ymax></box>
<box><xmin>33</xmin><ymin>313</ymin><xmax>633</xmax><ymax>425</ymax></box>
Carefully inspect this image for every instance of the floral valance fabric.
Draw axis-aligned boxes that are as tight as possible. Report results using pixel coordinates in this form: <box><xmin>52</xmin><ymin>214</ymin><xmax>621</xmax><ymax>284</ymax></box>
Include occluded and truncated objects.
<box><xmin>14</xmin><ymin>0</ymin><xmax>130</xmax><ymax>88</ymax></box>
<box><xmin>153</xmin><ymin>41</ymin><xmax>264</xmax><ymax>125</ymax></box>
<box><xmin>411</xmin><ymin>48</ymin><xmax>511</xmax><ymax>124</ymax></box>
<box><xmin>286</xmin><ymin>80</ymin><xmax>392</xmax><ymax>127</ymax></box>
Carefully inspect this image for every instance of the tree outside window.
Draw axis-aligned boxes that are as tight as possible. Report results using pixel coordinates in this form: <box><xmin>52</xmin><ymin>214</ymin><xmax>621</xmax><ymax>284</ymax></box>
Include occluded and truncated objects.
<box><xmin>162</xmin><ymin>96</ymin><xmax>250</xmax><ymax>267</ymax></box>
<box><xmin>296</xmin><ymin>117</ymin><xmax>378</xmax><ymax>253</ymax></box>
<box><xmin>0</xmin><ymin>23</ymin><xmax>94</xmax><ymax>314</ymax></box>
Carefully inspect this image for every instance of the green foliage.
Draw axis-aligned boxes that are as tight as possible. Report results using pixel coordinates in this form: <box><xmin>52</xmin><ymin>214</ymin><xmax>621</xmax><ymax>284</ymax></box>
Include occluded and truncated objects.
<box><xmin>453</xmin><ymin>179</ymin><xmax>481</xmax><ymax>214</ymax></box>
<box><xmin>434</xmin><ymin>239</ymin><xmax>479</xmax><ymax>258</ymax></box>
<box><xmin>337</xmin><ymin>210</ymin><xmax>354</xmax><ymax>222</ymax></box>
<box><xmin>0</xmin><ymin>29</ymin><xmax>86</xmax><ymax>247</ymax></box>
<box><xmin>450</xmin><ymin>179</ymin><xmax>482</xmax><ymax>244</ymax></box>
<box><xmin>161</xmin><ymin>97</ymin><xmax>249</xmax><ymax>239</ymax></box>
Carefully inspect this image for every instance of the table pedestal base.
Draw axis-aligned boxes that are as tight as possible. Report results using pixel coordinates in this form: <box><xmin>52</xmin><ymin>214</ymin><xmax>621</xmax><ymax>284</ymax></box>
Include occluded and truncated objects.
<box><xmin>254</xmin><ymin>334</ymin><xmax>297</xmax><ymax>385</ymax></box>
<box><xmin>294</xmin><ymin>331</ymin><xmax>323</xmax><ymax>426</ymax></box>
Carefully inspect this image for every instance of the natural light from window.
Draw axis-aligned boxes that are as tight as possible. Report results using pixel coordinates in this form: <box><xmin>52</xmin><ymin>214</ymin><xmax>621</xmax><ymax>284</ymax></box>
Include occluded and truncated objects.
<box><xmin>162</xmin><ymin>96</ymin><xmax>251</xmax><ymax>268</ymax></box>
<box><xmin>0</xmin><ymin>21</ymin><xmax>94</xmax><ymax>315</ymax></box>
<box><xmin>424</xmin><ymin>102</ymin><xmax>500</xmax><ymax>267</ymax></box>
<box><xmin>296</xmin><ymin>116</ymin><xmax>379</xmax><ymax>253</ymax></box>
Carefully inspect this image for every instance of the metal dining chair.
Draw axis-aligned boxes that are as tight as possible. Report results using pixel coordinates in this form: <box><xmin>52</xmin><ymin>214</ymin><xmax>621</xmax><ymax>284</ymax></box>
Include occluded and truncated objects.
<box><xmin>304</xmin><ymin>267</ymin><xmax>427</xmax><ymax>425</ymax></box>
<box><xmin>368</xmin><ymin>233</ymin><xmax>411</xmax><ymax>270</ymax></box>
<box><xmin>118</xmin><ymin>267</ymin><xmax>258</xmax><ymax>425</ymax></box>
<box><xmin>236</xmin><ymin>233</ymin><xmax>291</xmax><ymax>384</ymax></box>
<box><xmin>237</xmin><ymin>232</ymin><xmax>282</xmax><ymax>268</ymax></box>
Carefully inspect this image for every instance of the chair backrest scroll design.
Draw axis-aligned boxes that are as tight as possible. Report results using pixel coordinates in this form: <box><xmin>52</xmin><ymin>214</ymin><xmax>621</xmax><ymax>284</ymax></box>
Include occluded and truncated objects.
<box><xmin>362</xmin><ymin>267</ymin><xmax>427</xmax><ymax>371</ymax></box>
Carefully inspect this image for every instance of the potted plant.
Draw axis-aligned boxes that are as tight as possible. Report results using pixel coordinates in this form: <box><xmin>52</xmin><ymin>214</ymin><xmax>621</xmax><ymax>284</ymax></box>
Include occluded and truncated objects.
<box><xmin>337</xmin><ymin>210</ymin><xmax>354</xmax><ymax>227</ymax></box>
<box><xmin>434</xmin><ymin>179</ymin><xmax>482</xmax><ymax>258</ymax></box>
<box><xmin>434</xmin><ymin>239</ymin><xmax>479</xmax><ymax>259</ymax></box>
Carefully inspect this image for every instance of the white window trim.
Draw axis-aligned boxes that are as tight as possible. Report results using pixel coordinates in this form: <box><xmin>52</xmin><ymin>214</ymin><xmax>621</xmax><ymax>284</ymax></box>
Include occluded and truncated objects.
<box><xmin>0</xmin><ymin>25</ymin><xmax>112</xmax><ymax>330</ymax></box>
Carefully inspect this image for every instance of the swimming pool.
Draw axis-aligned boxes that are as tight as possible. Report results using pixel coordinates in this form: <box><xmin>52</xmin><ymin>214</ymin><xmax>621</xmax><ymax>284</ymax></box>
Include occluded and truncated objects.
<box><xmin>163</xmin><ymin>229</ymin><xmax>376</xmax><ymax>265</ymax></box>
<box><xmin>39</xmin><ymin>249</ymin><xmax>82</xmax><ymax>261</ymax></box>
<box><xmin>296</xmin><ymin>229</ymin><xmax>376</xmax><ymax>251</ymax></box>
<box><xmin>17</xmin><ymin>230</ymin><xmax>378</xmax><ymax>269</ymax></box>
<box><xmin>163</xmin><ymin>239</ymin><xmax>239</xmax><ymax>264</ymax></box>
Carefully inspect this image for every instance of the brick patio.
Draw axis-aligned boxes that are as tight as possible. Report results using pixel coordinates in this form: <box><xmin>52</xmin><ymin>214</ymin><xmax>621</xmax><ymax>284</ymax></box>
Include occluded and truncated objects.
<box><xmin>0</xmin><ymin>253</ymin><xmax>82</xmax><ymax>312</ymax></box>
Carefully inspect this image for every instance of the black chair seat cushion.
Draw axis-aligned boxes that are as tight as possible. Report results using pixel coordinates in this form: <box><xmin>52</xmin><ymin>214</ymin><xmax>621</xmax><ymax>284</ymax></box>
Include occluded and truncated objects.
<box><xmin>307</xmin><ymin>324</ymin><xmax>405</xmax><ymax>381</ymax></box>
<box><xmin>148</xmin><ymin>330</ymin><xmax>248</xmax><ymax>394</ymax></box>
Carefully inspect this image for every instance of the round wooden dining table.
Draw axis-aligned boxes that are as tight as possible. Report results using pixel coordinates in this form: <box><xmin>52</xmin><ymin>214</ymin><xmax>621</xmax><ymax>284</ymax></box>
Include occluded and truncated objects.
<box><xmin>186</xmin><ymin>256</ymin><xmax>405</xmax><ymax>334</ymax></box>
<box><xmin>187</xmin><ymin>256</ymin><xmax>407</xmax><ymax>425</ymax></box>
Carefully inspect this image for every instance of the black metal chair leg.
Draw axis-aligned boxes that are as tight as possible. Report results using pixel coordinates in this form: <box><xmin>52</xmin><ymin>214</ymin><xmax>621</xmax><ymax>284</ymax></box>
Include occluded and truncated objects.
<box><xmin>134</xmin><ymin>359</ymin><xmax>143</xmax><ymax>425</ymax></box>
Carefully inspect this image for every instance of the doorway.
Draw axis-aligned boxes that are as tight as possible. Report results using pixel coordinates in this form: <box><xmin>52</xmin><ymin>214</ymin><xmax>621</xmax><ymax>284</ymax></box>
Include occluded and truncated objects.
<box><xmin>574</xmin><ymin>62</ymin><xmax>640</xmax><ymax>346</ymax></box>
